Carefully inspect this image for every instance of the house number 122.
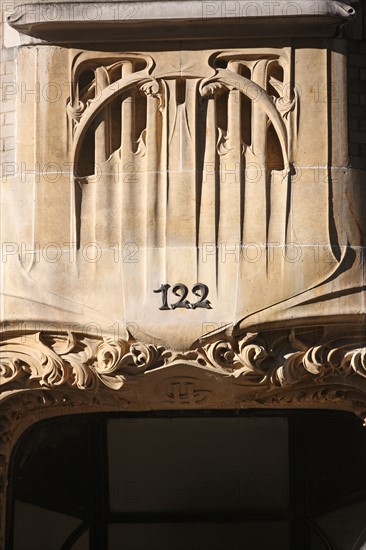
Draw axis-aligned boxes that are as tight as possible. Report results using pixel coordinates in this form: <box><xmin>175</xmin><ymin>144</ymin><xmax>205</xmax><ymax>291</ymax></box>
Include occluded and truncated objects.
<box><xmin>153</xmin><ymin>283</ymin><xmax>212</xmax><ymax>310</ymax></box>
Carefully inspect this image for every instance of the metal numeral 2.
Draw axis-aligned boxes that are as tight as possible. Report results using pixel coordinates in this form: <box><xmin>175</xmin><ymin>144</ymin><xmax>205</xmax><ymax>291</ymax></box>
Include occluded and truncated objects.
<box><xmin>153</xmin><ymin>284</ymin><xmax>212</xmax><ymax>310</ymax></box>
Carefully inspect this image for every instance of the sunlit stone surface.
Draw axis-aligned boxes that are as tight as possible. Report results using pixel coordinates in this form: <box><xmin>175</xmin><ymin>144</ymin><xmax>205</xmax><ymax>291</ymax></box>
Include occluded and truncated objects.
<box><xmin>1</xmin><ymin>1</ymin><xmax>366</xmax><ymax>548</ymax></box>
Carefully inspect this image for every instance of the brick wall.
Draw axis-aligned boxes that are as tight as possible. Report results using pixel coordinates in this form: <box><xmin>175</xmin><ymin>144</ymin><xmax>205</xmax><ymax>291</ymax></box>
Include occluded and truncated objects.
<box><xmin>0</xmin><ymin>6</ymin><xmax>16</xmax><ymax>168</ymax></box>
<box><xmin>347</xmin><ymin>0</ymin><xmax>366</xmax><ymax>169</ymax></box>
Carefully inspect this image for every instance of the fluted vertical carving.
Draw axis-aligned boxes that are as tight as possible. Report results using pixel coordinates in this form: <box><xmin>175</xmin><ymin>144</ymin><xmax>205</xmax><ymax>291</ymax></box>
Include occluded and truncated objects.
<box><xmin>67</xmin><ymin>51</ymin><xmax>295</xmax><ymax>298</ymax></box>
<box><xmin>68</xmin><ymin>47</ymin><xmax>361</xmax><ymax>341</ymax></box>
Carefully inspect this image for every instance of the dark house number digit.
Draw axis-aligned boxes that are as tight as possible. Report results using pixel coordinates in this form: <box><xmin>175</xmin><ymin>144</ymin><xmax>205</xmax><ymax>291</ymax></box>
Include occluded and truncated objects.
<box><xmin>153</xmin><ymin>283</ymin><xmax>212</xmax><ymax>310</ymax></box>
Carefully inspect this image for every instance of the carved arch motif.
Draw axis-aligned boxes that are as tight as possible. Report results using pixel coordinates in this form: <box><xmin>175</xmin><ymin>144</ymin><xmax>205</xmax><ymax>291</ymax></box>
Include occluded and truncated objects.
<box><xmin>66</xmin><ymin>49</ymin><xmax>297</xmax><ymax>253</ymax></box>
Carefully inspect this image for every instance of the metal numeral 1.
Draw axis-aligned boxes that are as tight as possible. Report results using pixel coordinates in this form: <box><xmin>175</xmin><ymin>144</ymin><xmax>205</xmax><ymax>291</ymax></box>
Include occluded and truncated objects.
<box><xmin>153</xmin><ymin>284</ymin><xmax>171</xmax><ymax>310</ymax></box>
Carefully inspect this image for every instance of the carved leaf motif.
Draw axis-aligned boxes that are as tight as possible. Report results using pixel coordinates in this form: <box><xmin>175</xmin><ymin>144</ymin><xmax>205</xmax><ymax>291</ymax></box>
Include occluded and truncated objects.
<box><xmin>2</xmin><ymin>328</ymin><xmax>366</xmax><ymax>417</ymax></box>
<box><xmin>139</xmin><ymin>78</ymin><xmax>160</xmax><ymax>97</ymax></box>
<box><xmin>66</xmin><ymin>100</ymin><xmax>86</xmax><ymax>123</ymax></box>
<box><xmin>216</xmin><ymin>128</ymin><xmax>232</xmax><ymax>156</ymax></box>
<box><xmin>199</xmin><ymin>81</ymin><xmax>227</xmax><ymax>98</ymax></box>
<box><xmin>135</xmin><ymin>128</ymin><xmax>147</xmax><ymax>156</ymax></box>
<box><xmin>64</xmin><ymin>354</ymin><xmax>96</xmax><ymax>390</ymax></box>
<box><xmin>139</xmin><ymin>76</ymin><xmax>164</xmax><ymax>111</ymax></box>
<box><xmin>120</xmin><ymin>343</ymin><xmax>165</xmax><ymax>374</ymax></box>
<box><xmin>274</xmin><ymin>96</ymin><xmax>296</xmax><ymax>120</ymax></box>
<box><xmin>203</xmin><ymin>340</ymin><xmax>238</xmax><ymax>372</ymax></box>
<box><xmin>43</xmin><ymin>332</ymin><xmax>77</xmax><ymax>355</ymax></box>
<box><xmin>94</xmin><ymin>339</ymin><xmax>128</xmax><ymax>389</ymax></box>
<box><xmin>268</xmin><ymin>76</ymin><xmax>284</xmax><ymax>97</ymax></box>
<box><xmin>0</xmin><ymin>357</ymin><xmax>22</xmax><ymax>384</ymax></box>
<box><xmin>302</xmin><ymin>346</ymin><xmax>329</xmax><ymax>376</ymax></box>
<box><xmin>60</xmin><ymin>337</ymin><xmax>97</xmax><ymax>390</ymax></box>
<box><xmin>63</xmin><ymin>338</ymin><xmax>129</xmax><ymax>390</ymax></box>
<box><xmin>344</xmin><ymin>348</ymin><xmax>366</xmax><ymax>379</ymax></box>
<box><xmin>269</xmin><ymin>77</ymin><xmax>297</xmax><ymax>120</ymax></box>
<box><xmin>0</xmin><ymin>334</ymin><xmax>67</xmax><ymax>387</ymax></box>
<box><xmin>235</xmin><ymin>342</ymin><xmax>268</xmax><ymax>379</ymax></box>
<box><xmin>275</xmin><ymin>351</ymin><xmax>307</xmax><ymax>386</ymax></box>
<box><xmin>30</xmin><ymin>348</ymin><xmax>67</xmax><ymax>387</ymax></box>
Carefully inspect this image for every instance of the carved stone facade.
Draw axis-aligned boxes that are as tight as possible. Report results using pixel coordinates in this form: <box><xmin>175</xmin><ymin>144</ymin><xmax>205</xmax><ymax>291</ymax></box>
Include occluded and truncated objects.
<box><xmin>1</xmin><ymin>0</ymin><xmax>366</xmax><ymax>547</ymax></box>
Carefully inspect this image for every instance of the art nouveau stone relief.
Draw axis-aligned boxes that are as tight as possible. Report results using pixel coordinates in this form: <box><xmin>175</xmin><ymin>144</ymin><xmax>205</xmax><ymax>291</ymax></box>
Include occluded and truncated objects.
<box><xmin>0</xmin><ymin>2</ymin><xmax>365</xmax><ymax>543</ymax></box>
<box><xmin>3</xmin><ymin>326</ymin><xmax>366</xmax><ymax>413</ymax></box>
<box><xmin>2</xmin><ymin>43</ymin><xmax>363</xmax><ymax>349</ymax></box>
<box><xmin>66</xmin><ymin>47</ymin><xmax>297</xmax><ymax>343</ymax></box>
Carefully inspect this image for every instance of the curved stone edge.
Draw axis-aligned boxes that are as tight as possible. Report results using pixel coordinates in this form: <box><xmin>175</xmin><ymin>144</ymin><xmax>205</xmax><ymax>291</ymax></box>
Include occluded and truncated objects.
<box><xmin>6</xmin><ymin>1</ymin><xmax>355</xmax><ymax>43</ymax></box>
<box><xmin>7</xmin><ymin>1</ymin><xmax>356</xmax><ymax>28</ymax></box>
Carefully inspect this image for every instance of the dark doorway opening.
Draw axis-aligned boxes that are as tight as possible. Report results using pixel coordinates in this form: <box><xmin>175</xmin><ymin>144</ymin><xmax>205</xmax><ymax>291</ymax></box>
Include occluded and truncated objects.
<box><xmin>6</xmin><ymin>410</ymin><xmax>366</xmax><ymax>550</ymax></box>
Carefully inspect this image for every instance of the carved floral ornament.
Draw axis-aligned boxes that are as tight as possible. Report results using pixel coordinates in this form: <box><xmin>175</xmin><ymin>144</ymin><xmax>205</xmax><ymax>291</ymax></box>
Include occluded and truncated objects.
<box><xmin>2</xmin><ymin>326</ymin><xmax>366</xmax><ymax>415</ymax></box>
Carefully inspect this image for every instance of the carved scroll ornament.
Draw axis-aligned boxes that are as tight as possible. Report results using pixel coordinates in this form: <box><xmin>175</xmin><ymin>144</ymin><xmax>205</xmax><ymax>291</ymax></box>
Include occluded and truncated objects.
<box><xmin>2</xmin><ymin>326</ymin><xmax>366</xmax><ymax>414</ymax></box>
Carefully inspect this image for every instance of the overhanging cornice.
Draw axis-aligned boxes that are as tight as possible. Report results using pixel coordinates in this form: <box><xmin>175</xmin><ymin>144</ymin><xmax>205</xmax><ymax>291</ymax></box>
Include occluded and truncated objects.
<box><xmin>7</xmin><ymin>0</ymin><xmax>356</xmax><ymax>42</ymax></box>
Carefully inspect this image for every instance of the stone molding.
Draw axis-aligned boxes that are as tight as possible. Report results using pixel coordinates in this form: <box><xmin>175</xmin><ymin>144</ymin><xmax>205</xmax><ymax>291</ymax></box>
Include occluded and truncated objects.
<box><xmin>2</xmin><ymin>325</ymin><xmax>366</xmax><ymax>411</ymax></box>
<box><xmin>6</xmin><ymin>0</ymin><xmax>356</xmax><ymax>43</ymax></box>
